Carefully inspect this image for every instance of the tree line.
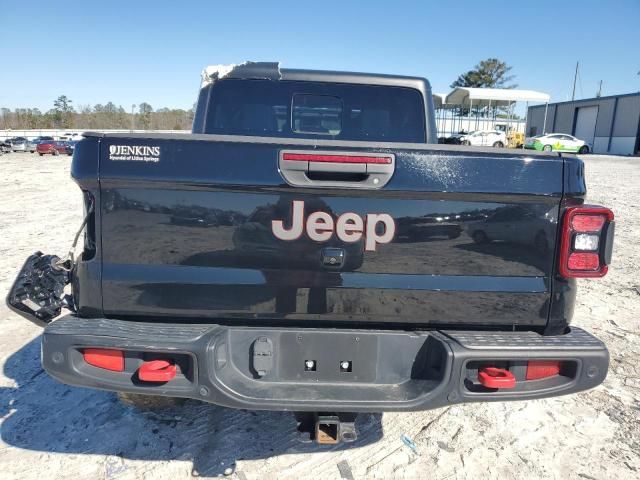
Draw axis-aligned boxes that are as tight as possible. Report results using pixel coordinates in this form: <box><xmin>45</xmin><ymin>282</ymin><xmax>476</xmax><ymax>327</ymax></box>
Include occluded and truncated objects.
<box><xmin>1</xmin><ymin>96</ymin><xmax>195</xmax><ymax>131</ymax></box>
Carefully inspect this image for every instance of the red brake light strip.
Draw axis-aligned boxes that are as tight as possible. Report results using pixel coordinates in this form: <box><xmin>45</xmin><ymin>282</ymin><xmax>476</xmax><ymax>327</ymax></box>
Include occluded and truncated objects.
<box><xmin>282</xmin><ymin>152</ymin><xmax>392</xmax><ymax>164</ymax></box>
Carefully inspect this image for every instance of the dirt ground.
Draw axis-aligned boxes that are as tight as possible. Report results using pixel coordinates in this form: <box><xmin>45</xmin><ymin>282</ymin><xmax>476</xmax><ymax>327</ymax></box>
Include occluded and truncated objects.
<box><xmin>0</xmin><ymin>152</ymin><xmax>638</xmax><ymax>479</ymax></box>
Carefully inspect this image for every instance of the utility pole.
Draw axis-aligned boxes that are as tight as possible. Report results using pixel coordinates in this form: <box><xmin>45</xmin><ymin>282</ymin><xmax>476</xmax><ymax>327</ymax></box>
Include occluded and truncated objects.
<box><xmin>571</xmin><ymin>61</ymin><xmax>579</xmax><ymax>101</ymax></box>
<box><xmin>597</xmin><ymin>80</ymin><xmax>603</xmax><ymax>97</ymax></box>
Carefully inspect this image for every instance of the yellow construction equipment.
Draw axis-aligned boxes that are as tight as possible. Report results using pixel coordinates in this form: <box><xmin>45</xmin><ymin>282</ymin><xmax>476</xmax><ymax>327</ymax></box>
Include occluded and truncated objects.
<box><xmin>496</xmin><ymin>124</ymin><xmax>525</xmax><ymax>148</ymax></box>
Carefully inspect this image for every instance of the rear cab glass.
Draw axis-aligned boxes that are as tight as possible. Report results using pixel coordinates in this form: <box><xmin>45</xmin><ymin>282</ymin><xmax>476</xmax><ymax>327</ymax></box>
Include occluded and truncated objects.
<box><xmin>292</xmin><ymin>94</ymin><xmax>342</xmax><ymax>135</ymax></box>
<box><xmin>202</xmin><ymin>79</ymin><xmax>426</xmax><ymax>143</ymax></box>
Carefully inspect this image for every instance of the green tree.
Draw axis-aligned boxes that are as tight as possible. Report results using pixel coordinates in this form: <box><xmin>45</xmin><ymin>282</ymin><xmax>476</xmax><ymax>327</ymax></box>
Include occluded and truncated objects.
<box><xmin>138</xmin><ymin>102</ymin><xmax>153</xmax><ymax>129</ymax></box>
<box><xmin>450</xmin><ymin>58</ymin><xmax>517</xmax><ymax>89</ymax></box>
<box><xmin>15</xmin><ymin>108</ymin><xmax>42</xmax><ymax>129</ymax></box>
<box><xmin>52</xmin><ymin>95</ymin><xmax>74</xmax><ymax>128</ymax></box>
<box><xmin>1</xmin><ymin>107</ymin><xmax>11</xmax><ymax>129</ymax></box>
<box><xmin>53</xmin><ymin>95</ymin><xmax>73</xmax><ymax>112</ymax></box>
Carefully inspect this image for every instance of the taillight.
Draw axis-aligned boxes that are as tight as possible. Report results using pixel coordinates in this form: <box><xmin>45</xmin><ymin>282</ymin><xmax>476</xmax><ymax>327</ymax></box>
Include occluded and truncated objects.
<box><xmin>559</xmin><ymin>206</ymin><xmax>614</xmax><ymax>278</ymax></box>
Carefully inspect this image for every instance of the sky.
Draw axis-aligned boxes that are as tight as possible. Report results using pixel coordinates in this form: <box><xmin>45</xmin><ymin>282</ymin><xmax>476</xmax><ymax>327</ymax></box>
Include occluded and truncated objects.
<box><xmin>1</xmin><ymin>0</ymin><xmax>639</xmax><ymax>112</ymax></box>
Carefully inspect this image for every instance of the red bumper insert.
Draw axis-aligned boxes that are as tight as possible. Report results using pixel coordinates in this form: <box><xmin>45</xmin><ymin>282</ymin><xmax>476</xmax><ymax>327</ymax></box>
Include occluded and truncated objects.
<box><xmin>478</xmin><ymin>367</ymin><xmax>516</xmax><ymax>389</ymax></box>
<box><xmin>138</xmin><ymin>360</ymin><xmax>177</xmax><ymax>382</ymax></box>
<box><xmin>83</xmin><ymin>348</ymin><xmax>124</xmax><ymax>372</ymax></box>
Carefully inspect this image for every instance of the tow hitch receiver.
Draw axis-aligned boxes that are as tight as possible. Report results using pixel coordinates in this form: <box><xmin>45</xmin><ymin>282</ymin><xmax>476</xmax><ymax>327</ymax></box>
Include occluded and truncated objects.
<box><xmin>478</xmin><ymin>367</ymin><xmax>516</xmax><ymax>389</ymax></box>
<box><xmin>295</xmin><ymin>412</ymin><xmax>358</xmax><ymax>444</ymax></box>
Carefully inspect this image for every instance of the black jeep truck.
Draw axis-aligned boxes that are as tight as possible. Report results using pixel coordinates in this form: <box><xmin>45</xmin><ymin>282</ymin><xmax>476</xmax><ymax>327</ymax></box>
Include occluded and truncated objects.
<box><xmin>8</xmin><ymin>62</ymin><xmax>614</xmax><ymax>445</ymax></box>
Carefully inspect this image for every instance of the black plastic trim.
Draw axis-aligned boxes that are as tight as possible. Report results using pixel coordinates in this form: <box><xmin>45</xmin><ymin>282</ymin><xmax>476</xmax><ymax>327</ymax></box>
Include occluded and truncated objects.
<box><xmin>42</xmin><ymin>316</ymin><xmax>609</xmax><ymax>412</ymax></box>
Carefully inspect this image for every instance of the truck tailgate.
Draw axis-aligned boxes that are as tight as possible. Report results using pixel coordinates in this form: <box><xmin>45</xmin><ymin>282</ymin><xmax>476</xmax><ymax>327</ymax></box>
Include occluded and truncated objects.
<box><xmin>96</xmin><ymin>135</ymin><xmax>562</xmax><ymax>328</ymax></box>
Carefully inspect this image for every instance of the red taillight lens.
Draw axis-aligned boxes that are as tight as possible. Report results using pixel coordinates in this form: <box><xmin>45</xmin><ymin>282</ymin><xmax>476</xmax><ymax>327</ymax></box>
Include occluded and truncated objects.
<box><xmin>571</xmin><ymin>215</ymin><xmax>605</xmax><ymax>232</ymax></box>
<box><xmin>567</xmin><ymin>252</ymin><xmax>600</xmax><ymax>271</ymax></box>
<box><xmin>526</xmin><ymin>360</ymin><xmax>561</xmax><ymax>380</ymax></box>
<box><xmin>83</xmin><ymin>348</ymin><xmax>125</xmax><ymax>372</ymax></box>
<box><xmin>559</xmin><ymin>206</ymin><xmax>614</xmax><ymax>278</ymax></box>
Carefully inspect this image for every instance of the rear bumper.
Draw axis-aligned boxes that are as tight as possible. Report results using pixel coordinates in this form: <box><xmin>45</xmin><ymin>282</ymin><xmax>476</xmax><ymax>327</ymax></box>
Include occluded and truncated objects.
<box><xmin>42</xmin><ymin>316</ymin><xmax>609</xmax><ymax>412</ymax></box>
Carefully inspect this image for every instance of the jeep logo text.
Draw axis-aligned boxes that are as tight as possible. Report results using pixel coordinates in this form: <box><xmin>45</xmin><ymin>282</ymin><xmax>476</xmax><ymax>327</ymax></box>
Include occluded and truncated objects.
<box><xmin>272</xmin><ymin>200</ymin><xmax>395</xmax><ymax>251</ymax></box>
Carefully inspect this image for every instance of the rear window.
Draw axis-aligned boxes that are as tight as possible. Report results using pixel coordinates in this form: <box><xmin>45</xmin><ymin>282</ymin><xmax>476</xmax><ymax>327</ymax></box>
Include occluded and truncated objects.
<box><xmin>292</xmin><ymin>94</ymin><xmax>342</xmax><ymax>135</ymax></box>
<box><xmin>203</xmin><ymin>79</ymin><xmax>426</xmax><ymax>142</ymax></box>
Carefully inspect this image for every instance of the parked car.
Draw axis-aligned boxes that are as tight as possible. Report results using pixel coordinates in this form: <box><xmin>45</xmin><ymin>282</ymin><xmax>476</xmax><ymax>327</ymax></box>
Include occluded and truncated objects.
<box><xmin>8</xmin><ymin>63</ymin><xmax>614</xmax><ymax>445</ymax></box>
<box><xmin>36</xmin><ymin>140</ymin><xmax>70</xmax><ymax>156</ymax></box>
<box><xmin>0</xmin><ymin>139</ymin><xmax>11</xmax><ymax>154</ymax></box>
<box><xmin>31</xmin><ymin>136</ymin><xmax>55</xmax><ymax>146</ymax></box>
<box><xmin>456</xmin><ymin>130</ymin><xmax>507</xmax><ymax>147</ymax></box>
<box><xmin>442</xmin><ymin>131</ymin><xmax>467</xmax><ymax>144</ymax></box>
<box><xmin>62</xmin><ymin>133</ymin><xmax>84</xmax><ymax>142</ymax></box>
<box><xmin>64</xmin><ymin>140</ymin><xmax>77</xmax><ymax>155</ymax></box>
<box><xmin>10</xmin><ymin>137</ymin><xmax>36</xmax><ymax>153</ymax></box>
<box><xmin>525</xmin><ymin>133</ymin><xmax>590</xmax><ymax>154</ymax></box>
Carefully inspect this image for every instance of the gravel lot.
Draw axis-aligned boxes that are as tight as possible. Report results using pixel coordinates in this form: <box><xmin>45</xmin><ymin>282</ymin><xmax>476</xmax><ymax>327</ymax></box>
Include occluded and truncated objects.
<box><xmin>0</xmin><ymin>152</ymin><xmax>638</xmax><ymax>479</ymax></box>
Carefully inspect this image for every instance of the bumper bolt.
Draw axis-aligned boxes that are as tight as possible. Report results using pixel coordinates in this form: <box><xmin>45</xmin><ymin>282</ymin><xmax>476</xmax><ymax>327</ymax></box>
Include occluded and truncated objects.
<box><xmin>52</xmin><ymin>352</ymin><xmax>64</xmax><ymax>364</ymax></box>
<box><xmin>199</xmin><ymin>386</ymin><xmax>209</xmax><ymax>397</ymax></box>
